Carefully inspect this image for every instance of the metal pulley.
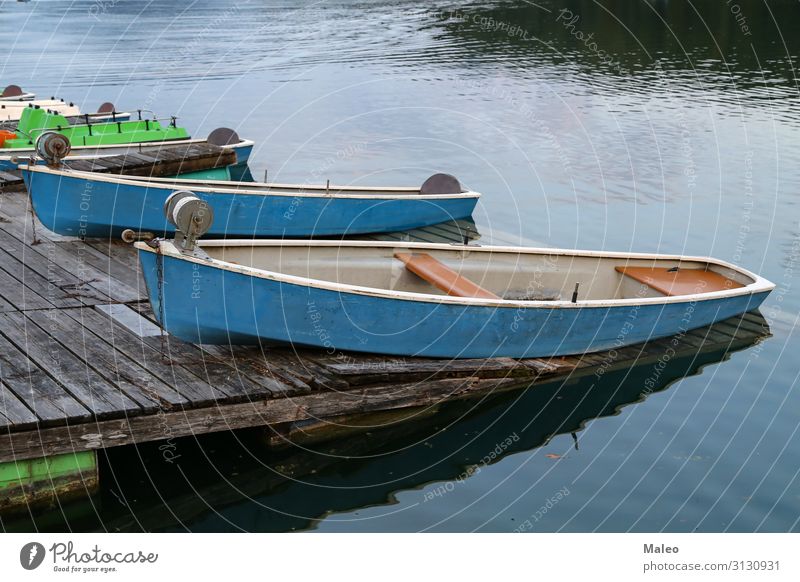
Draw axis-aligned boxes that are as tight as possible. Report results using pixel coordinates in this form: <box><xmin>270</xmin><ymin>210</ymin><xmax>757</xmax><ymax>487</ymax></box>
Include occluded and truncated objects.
<box><xmin>163</xmin><ymin>190</ymin><xmax>213</xmax><ymax>252</ymax></box>
<box><xmin>35</xmin><ymin>131</ymin><xmax>71</xmax><ymax>166</ymax></box>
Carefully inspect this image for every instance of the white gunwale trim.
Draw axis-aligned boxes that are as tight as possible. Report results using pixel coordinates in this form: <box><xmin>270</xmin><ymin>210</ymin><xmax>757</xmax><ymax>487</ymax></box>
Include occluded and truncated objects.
<box><xmin>0</xmin><ymin>93</ymin><xmax>36</xmax><ymax>101</ymax></box>
<box><xmin>135</xmin><ymin>240</ymin><xmax>776</xmax><ymax>310</ymax></box>
<box><xmin>22</xmin><ymin>164</ymin><xmax>481</xmax><ymax>200</ymax></box>
<box><xmin>0</xmin><ymin>99</ymin><xmax>72</xmax><ymax>108</ymax></box>
<box><xmin>2</xmin><ymin>137</ymin><xmax>254</xmax><ymax>158</ymax></box>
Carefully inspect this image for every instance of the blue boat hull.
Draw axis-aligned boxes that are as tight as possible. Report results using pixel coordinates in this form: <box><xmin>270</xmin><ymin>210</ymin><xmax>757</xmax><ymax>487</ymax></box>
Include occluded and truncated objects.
<box><xmin>138</xmin><ymin>250</ymin><xmax>770</xmax><ymax>359</ymax></box>
<box><xmin>231</xmin><ymin>143</ymin><xmax>252</xmax><ymax>165</ymax></box>
<box><xmin>25</xmin><ymin>170</ymin><xmax>478</xmax><ymax>238</ymax></box>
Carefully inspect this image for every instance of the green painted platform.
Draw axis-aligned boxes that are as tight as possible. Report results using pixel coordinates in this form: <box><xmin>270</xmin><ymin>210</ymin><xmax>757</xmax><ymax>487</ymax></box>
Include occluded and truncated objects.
<box><xmin>0</xmin><ymin>451</ymin><xmax>97</xmax><ymax>513</ymax></box>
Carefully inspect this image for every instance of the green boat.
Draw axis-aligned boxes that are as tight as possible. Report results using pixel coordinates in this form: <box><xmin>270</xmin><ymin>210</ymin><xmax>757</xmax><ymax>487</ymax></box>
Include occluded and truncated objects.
<box><xmin>2</xmin><ymin>106</ymin><xmax>189</xmax><ymax>149</ymax></box>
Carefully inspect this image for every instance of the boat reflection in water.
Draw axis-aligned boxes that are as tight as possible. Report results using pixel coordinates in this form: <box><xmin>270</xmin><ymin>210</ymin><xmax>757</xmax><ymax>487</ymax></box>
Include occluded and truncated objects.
<box><xmin>3</xmin><ymin>312</ymin><xmax>770</xmax><ymax>532</ymax></box>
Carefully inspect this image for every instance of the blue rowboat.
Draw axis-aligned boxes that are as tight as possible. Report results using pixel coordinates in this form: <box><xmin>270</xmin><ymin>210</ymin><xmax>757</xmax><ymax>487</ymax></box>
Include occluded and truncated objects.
<box><xmin>134</xmin><ymin>239</ymin><xmax>774</xmax><ymax>359</ymax></box>
<box><xmin>22</xmin><ymin>165</ymin><xmax>480</xmax><ymax>238</ymax></box>
<box><xmin>2</xmin><ymin>133</ymin><xmax>253</xmax><ymax>171</ymax></box>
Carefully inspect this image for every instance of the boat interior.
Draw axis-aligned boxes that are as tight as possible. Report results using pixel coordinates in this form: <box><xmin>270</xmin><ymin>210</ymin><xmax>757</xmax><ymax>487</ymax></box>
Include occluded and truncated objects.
<box><xmin>197</xmin><ymin>243</ymin><xmax>754</xmax><ymax>302</ymax></box>
<box><xmin>73</xmin><ymin>171</ymin><xmax>427</xmax><ymax>195</ymax></box>
<box><xmin>66</xmin><ymin>171</ymin><xmax>467</xmax><ymax>196</ymax></box>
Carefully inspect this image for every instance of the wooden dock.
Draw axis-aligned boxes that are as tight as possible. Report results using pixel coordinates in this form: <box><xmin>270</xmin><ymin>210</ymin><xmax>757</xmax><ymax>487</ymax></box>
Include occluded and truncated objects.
<box><xmin>0</xmin><ymin>157</ymin><xmax>772</xmax><ymax>513</ymax></box>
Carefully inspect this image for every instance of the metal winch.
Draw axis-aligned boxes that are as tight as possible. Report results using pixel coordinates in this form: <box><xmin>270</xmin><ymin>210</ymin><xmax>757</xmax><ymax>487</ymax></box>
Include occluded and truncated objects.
<box><xmin>163</xmin><ymin>190</ymin><xmax>214</xmax><ymax>252</ymax></box>
<box><xmin>35</xmin><ymin>131</ymin><xmax>72</xmax><ymax>166</ymax></box>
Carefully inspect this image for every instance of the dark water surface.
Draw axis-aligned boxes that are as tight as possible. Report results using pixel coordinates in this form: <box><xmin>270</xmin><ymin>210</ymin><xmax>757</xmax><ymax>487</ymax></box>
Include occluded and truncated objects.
<box><xmin>1</xmin><ymin>0</ymin><xmax>798</xmax><ymax>532</ymax></box>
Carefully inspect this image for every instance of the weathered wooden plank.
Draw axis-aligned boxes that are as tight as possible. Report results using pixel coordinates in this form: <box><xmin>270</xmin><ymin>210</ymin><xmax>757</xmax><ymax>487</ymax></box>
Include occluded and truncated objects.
<box><xmin>520</xmin><ymin>357</ymin><xmax>572</xmax><ymax>375</ymax></box>
<box><xmin>24</xmin><ymin>308</ymin><xmax>176</xmax><ymax>413</ymax></box>
<box><xmin>119</xmin><ymin>154</ymin><xmax>164</xmax><ymax>171</ymax></box>
<box><xmin>54</xmin><ymin>240</ymin><xmax>143</xmax><ymax>292</ymax></box>
<box><xmin>138</xmin><ymin>333</ymin><xmax>284</xmax><ymax>402</ymax></box>
<box><xmin>0</xmin><ymin>191</ymin><xmax>59</xmax><ymax>245</ymax></box>
<box><xmin>0</xmin><ymin>331</ymin><xmax>91</xmax><ymax>427</ymax></box>
<box><xmin>144</xmin><ymin>148</ymin><xmax>183</xmax><ymax>162</ymax></box>
<box><xmin>131</xmin><ymin>302</ymin><xmax>324</xmax><ymax>391</ymax></box>
<box><xmin>0</xmin><ymin>262</ymin><xmax>53</xmax><ymax>311</ymax></box>
<box><xmin>84</xmin><ymin>239</ymin><xmax>141</xmax><ymax>273</ymax></box>
<box><xmin>573</xmin><ymin>353</ymin><xmax>611</xmax><ymax>367</ymax></box>
<box><xmin>0</xmin><ymin>171</ymin><xmax>24</xmax><ymax>193</ymax></box>
<box><xmin>0</xmin><ymin>170</ymin><xmax>25</xmax><ymax>191</ymax></box>
<box><xmin>60</xmin><ymin>160</ymin><xmax>95</xmax><ymax>172</ymax></box>
<box><xmin>0</xmin><ymin>376</ymin><xmax>530</xmax><ymax>463</ymax></box>
<box><xmin>0</xmin><ymin>213</ymin><xmax>139</xmax><ymax>303</ymax></box>
<box><xmin>0</xmin><ymin>382</ymin><xmax>39</xmax><ymax>430</ymax></box>
<box><xmin>80</xmin><ymin>157</ymin><xmax>118</xmax><ymax>171</ymax></box>
<box><xmin>202</xmin><ymin>344</ymin><xmax>312</xmax><ymax>395</ymax></box>
<box><xmin>0</xmin><ymin>311</ymin><xmax>141</xmax><ymax>419</ymax></box>
<box><xmin>246</xmin><ymin>349</ymin><xmax>350</xmax><ymax>391</ymax></box>
<box><xmin>0</xmin><ymin>246</ymin><xmax>88</xmax><ymax>308</ymax></box>
<box><xmin>310</xmin><ymin>354</ymin><xmax>534</xmax><ymax>386</ymax></box>
<box><xmin>0</xmin><ymin>229</ymin><xmax>111</xmax><ymax>305</ymax></box>
<box><xmin>76</xmin><ymin>305</ymin><xmax>231</xmax><ymax>406</ymax></box>
<box><xmin>98</xmin><ymin>146</ymin><xmax>235</xmax><ymax>178</ymax></box>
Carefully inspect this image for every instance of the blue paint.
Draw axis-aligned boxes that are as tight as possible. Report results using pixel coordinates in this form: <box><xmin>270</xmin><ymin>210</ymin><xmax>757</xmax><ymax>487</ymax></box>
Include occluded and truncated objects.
<box><xmin>231</xmin><ymin>142</ymin><xmax>252</xmax><ymax>165</ymax></box>
<box><xmin>138</xmin><ymin>248</ymin><xmax>770</xmax><ymax>359</ymax></box>
<box><xmin>24</xmin><ymin>169</ymin><xmax>478</xmax><ymax>238</ymax></box>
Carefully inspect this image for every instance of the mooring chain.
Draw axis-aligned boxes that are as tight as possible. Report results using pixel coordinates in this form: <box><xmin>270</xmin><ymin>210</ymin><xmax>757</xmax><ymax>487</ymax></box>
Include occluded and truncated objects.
<box><xmin>27</xmin><ymin>191</ymin><xmax>40</xmax><ymax>246</ymax></box>
<box><xmin>151</xmin><ymin>238</ymin><xmax>170</xmax><ymax>364</ymax></box>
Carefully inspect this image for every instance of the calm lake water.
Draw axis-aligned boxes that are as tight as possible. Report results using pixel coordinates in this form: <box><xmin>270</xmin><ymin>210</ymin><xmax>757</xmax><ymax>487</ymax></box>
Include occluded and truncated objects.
<box><xmin>1</xmin><ymin>0</ymin><xmax>798</xmax><ymax>532</ymax></box>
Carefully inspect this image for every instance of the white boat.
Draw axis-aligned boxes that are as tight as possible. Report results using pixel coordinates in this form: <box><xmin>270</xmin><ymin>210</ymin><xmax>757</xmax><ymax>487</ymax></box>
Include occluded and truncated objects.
<box><xmin>1</xmin><ymin>99</ymin><xmax>81</xmax><ymax>121</ymax></box>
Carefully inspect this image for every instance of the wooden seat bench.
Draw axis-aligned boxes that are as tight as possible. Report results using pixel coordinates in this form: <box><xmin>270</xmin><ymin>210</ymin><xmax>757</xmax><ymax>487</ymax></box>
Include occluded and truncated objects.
<box><xmin>615</xmin><ymin>266</ymin><xmax>744</xmax><ymax>297</ymax></box>
<box><xmin>394</xmin><ymin>252</ymin><xmax>500</xmax><ymax>299</ymax></box>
